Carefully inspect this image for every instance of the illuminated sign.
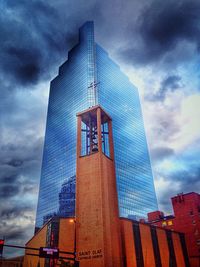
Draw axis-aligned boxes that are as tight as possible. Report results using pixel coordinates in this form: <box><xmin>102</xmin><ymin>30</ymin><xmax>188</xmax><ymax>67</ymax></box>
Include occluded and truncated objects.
<box><xmin>39</xmin><ymin>247</ymin><xmax>59</xmax><ymax>259</ymax></box>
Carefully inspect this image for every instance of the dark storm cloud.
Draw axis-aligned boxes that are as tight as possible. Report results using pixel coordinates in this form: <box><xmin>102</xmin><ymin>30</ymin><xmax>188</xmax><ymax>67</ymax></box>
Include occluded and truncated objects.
<box><xmin>151</xmin><ymin>147</ymin><xmax>174</xmax><ymax>161</ymax></box>
<box><xmin>158</xmin><ymin>75</ymin><xmax>182</xmax><ymax>100</ymax></box>
<box><xmin>5</xmin><ymin>230</ymin><xmax>26</xmax><ymax>241</ymax></box>
<box><xmin>159</xmin><ymin>166</ymin><xmax>200</xmax><ymax>213</ymax></box>
<box><xmin>121</xmin><ymin>0</ymin><xmax>200</xmax><ymax>65</ymax></box>
<box><xmin>154</xmin><ymin>115</ymin><xmax>180</xmax><ymax>142</ymax></box>
<box><xmin>1</xmin><ymin>175</ymin><xmax>18</xmax><ymax>184</ymax></box>
<box><xmin>0</xmin><ymin>0</ymin><xmax>79</xmax><ymax>88</ymax></box>
<box><xmin>5</xmin><ymin>47</ymin><xmax>41</xmax><ymax>84</ymax></box>
<box><xmin>170</xmin><ymin>166</ymin><xmax>200</xmax><ymax>188</ymax></box>
<box><xmin>0</xmin><ymin>137</ymin><xmax>43</xmax><ymax>189</ymax></box>
<box><xmin>0</xmin><ymin>206</ymin><xmax>31</xmax><ymax>220</ymax></box>
<box><xmin>155</xmin><ymin>146</ymin><xmax>200</xmax><ymax>213</ymax></box>
<box><xmin>7</xmin><ymin>159</ymin><xmax>23</xmax><ymax>167</ymax></box>
<box><xmin>0</xmin><ymin>138</ymin><xmax>43</xmax><ymax>166</ymax></box>
<box><xmin>0</xmin><ymin>0</ymin><xmax>145</xmax><ymax>91</ymax></box>
<box><xmin>0</xmin><ymin>204</ymin><xmax>35</xmax><ymax>257</ymax></box>
<box><xmin>0</xmin><ymin>0</ymin><xmax>145</xmax><ymax>90</ymax></box>
<box><xmin>146</xmin><ymin>75</ymin><xmax>182</xmax><ymax>101</ymax></box>
<box><xmin>0</xmin><ymin>185</ymin><xmax>20</xmax><ymax>198</ymax></box>
<box><xmin>22</xmin><ymin>185</ymin><xmax>37</xmax><ymax>194</ymax></box>
<box><xmin>0</xmin><ymin>162</ymin><xmax>37</xmax><ymax>253</ymax></box>
<box><xmin>1</xmin><ymin>12</ymin><xmax>40</xmax><ymax>86</ymax></box>
<box><xmin>0</xmin><ymin>136</ymin><xmax>42</xmax><ymax>247</ymax></box>
<box><xmin>161</xmin><ymin>76</ymin><xmax>182</xmax><ymax>92</ymax></box>
<box><xmin>1</xmin><ymin>0</ymin><xmax>199</xmax><ymax>89</ymax></box>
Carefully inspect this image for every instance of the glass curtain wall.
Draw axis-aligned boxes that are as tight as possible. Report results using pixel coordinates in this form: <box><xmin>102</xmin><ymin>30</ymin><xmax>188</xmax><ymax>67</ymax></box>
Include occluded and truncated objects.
<box><xmin>35</xmin><ymin>21</ymin><xmax>157</xmax><ymax>229</ymax></box>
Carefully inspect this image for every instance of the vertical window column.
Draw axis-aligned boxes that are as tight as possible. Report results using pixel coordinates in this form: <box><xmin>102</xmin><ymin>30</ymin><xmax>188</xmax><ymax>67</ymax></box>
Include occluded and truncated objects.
<box><xmin>166</xmin><ymin>230</ymin><xmax>177</xmax><ymax>267</ymax></box>
<box><xmin>132</xmin><ymin>222</ymin><xmax>144</xmax><ymax>267</ymax></box>
<box><xmin>150</xmin><ymin>226</ymin><xmax>162</xmax><ymax>267</ymax></box>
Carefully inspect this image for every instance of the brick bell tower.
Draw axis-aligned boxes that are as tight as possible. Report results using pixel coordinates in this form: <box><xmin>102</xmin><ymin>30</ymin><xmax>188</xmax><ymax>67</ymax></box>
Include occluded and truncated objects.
<box><xmin>75</xmin><ymin>105</ymin><xmax>123</xmax><ymax>267</ymax></box>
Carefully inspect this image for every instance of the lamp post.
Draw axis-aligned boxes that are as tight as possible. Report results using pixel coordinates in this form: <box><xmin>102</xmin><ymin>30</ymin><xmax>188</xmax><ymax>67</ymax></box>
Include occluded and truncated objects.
<box><xmin>69</xmin><ymin>219</ymin><xmax>79</xmax><ymax>267</ymax></box>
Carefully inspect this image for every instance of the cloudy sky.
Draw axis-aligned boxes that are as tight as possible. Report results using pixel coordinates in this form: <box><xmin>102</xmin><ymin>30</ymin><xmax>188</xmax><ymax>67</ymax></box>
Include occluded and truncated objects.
<box><xmin>1</xmin><ymin>0</ymin><xmax>200</xmax><ymax>257</ymax></box>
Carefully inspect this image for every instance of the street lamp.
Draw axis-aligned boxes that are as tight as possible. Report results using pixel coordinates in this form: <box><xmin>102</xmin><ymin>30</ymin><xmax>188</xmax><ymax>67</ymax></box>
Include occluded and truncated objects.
<box><xmin>69</xmin><ymin>219</ymin><xmax>79</xmax><ymax>267</ymax></box>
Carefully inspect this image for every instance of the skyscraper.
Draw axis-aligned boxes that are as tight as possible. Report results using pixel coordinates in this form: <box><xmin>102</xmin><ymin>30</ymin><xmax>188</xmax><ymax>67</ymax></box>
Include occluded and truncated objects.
<box><xmin>35</xmin><ymin>21</ymin><xmax>158</xmax><ymax>229</ymax></box>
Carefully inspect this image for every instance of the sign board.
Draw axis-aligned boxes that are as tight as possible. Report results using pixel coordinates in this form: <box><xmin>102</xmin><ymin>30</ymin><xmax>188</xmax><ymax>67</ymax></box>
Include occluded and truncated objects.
<box><xmin>39</xmin><ymin>247</ymin><xmax>59</xmax><ymax>259</ymax></box>
<box><xmin>77</xmin><ymin>249</ymin><xmax>103</xmax><ymax>261</ymax></box>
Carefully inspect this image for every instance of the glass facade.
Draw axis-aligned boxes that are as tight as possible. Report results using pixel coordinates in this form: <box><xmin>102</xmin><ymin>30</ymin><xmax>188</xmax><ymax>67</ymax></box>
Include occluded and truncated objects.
<box><xmin>96</xmin><ymin>45</ymin><xmax>158</xmax><ymax>218</ymax></box>
<box><xmin>35</xmin><ymin>21</ymin><xmax>158</xmax><ymax>229</ymax></box>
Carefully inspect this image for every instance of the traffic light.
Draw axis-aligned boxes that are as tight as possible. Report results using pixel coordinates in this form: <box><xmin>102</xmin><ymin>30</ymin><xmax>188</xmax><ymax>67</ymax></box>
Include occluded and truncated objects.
<box><xmin>0</xmin><ymin>239</ymin><xmax>4</xmax><ymax>255</ymax></box>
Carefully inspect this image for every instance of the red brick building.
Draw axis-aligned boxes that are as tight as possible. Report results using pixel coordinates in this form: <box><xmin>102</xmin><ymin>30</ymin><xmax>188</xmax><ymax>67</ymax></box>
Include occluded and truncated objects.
<box><xmin>148</xmin><ymin>192</ymin><xmax>200</xmax><ymax>267</ymax></box>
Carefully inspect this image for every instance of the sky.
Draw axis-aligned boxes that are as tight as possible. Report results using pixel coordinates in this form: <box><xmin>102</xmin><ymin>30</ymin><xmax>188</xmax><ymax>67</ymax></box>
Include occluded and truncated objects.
<box><xmin>0</xmin><ymin>0</ymin><xmax>200</xmax><ymax>258</ymax></box>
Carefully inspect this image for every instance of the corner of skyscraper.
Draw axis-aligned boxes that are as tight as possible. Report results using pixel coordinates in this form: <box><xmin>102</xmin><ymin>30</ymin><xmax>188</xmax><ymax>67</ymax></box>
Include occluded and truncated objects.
<box><xmin>35</xmin><ymin>21</ymin><xmax>158</xmax><ymax>230</ymax></box>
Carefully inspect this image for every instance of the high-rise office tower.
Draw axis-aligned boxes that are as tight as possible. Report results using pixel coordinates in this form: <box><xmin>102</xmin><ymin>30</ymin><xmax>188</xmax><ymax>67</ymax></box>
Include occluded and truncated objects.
<box><xmin>35</xmin><ymin>21</ymin><xmax>158</xmax><ymax>229</ymax></box>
